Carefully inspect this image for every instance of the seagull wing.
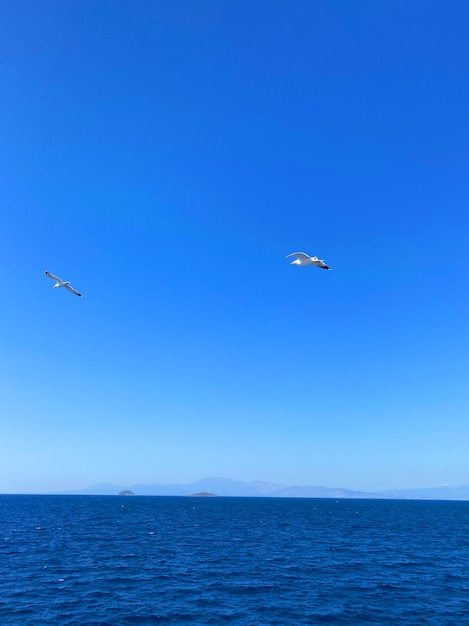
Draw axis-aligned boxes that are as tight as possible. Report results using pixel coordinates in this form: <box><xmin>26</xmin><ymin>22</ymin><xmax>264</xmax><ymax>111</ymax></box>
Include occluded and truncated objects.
<box><xmin>65</xmin><ymin>284</ymin><xmax>82</xmax><ymax>297</ymax></box>
<box><xmin>45</xmin><ymin>271</ymin><xmax>62</xmax><ymax>282</ymax></box>
<box><xmin>312</xmin><ymin>259</ymin><xmax>331</xmax><ymax>270</ymax></box>
<box><xmin>286</xmin><ymin>252</ymin><xmax>311</xmax><ymax>260</ymax></box>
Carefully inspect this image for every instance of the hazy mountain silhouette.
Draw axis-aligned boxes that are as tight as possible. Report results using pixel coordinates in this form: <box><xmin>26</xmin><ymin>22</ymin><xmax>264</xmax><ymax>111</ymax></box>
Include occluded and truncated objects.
<box><xmin>54</xmin><ymin>478</ymin><xmax>469</xmax><ymax>500</ymax></box>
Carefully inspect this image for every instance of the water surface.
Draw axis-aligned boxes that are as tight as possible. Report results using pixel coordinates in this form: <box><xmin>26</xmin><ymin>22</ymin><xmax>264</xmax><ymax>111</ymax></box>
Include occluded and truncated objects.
<box><xmin>1</xmin><ymin>495</ymin><xmax>468</xmax><ymax>624</ymax></box>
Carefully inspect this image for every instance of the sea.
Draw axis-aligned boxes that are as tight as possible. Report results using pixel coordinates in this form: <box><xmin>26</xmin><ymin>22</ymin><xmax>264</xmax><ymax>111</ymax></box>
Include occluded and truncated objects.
<box><xmin>1</xmin><ymin>496</ymin><xmax>468</xmax><ymax>625</ymax></box>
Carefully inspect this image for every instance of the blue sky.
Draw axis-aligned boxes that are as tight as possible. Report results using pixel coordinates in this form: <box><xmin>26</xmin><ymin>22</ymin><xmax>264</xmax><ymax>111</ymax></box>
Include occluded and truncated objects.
<box><xmin>1</xmin><ymin>0</ymin><xmax>468</xmax><ymax>493</ymax></box>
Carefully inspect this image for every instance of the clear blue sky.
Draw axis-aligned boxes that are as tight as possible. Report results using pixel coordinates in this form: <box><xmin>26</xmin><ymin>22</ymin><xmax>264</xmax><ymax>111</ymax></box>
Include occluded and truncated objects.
<box><xmin>1</xmin><ymin>0</ymin><xmax>468</xmax><ymax>493</ymax></box>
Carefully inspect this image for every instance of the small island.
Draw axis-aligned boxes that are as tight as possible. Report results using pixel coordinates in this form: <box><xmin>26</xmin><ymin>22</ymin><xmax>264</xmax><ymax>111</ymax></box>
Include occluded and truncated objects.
<box><xmin>188</xmin><ymin>492</ymin><xmax>217</xmax><ymax>497</ymax></box>
<box><xmin>118</xmin><ymin>490</ymin><xmax>135</xmax><ymax>496</ymax></box>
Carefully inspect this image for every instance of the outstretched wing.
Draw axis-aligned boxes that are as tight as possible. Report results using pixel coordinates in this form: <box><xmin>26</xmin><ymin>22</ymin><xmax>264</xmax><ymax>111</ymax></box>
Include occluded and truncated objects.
<box><xmin>286</xmin><ymin>252</ymin><xmax>311</xmax><ymax>261</ymax></box>
<box><xmin>65</xmin><ymin>284</ymin><xmax>82</xmax><ymax>297</ymax></box>
<box><xmin>313</xmin><ymin>259</ymin><xmax>332</xmax><ymax>270</ymax></box>
<box><xmin>45</xmin><ymin>271</ymin><xmax>62</xmax><ymax>282</ymax></box>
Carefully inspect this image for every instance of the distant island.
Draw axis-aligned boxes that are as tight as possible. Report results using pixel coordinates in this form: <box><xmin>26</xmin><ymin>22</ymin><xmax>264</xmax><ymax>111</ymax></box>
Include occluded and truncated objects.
<box><xmin>188</xmin><ymin>492</ymin><xmax>217</xmax><ymax>497</ymax></box>
<box><xmin>118</xmin><ymin>490</ymin><xmax>135</xmax><ymax>496</ymax></box>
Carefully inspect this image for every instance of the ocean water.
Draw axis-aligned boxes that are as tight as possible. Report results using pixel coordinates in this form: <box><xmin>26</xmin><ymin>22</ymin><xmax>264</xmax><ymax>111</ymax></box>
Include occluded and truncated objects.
<box><xmin>1</xmin><ymin>496</ymin><xmax>469</xmax><ymax>625</ymax></box>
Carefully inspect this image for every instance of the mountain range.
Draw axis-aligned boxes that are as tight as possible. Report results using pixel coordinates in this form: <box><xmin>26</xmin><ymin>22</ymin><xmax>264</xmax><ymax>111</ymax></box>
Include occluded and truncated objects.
<box><xmin>55</xmin><ymin>478</ymin><xmax>469</xmax><ymax>500</ymax></box>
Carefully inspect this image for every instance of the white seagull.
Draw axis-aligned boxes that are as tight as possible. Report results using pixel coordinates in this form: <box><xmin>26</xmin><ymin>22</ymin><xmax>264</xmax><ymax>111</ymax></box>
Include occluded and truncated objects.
<box><xmin>45</xmin><ymin>271</ymin><xmax>83</xmax><ymax>297</ymax></box>
<box><xmin>286</xmin><ymin>252</ymin><xmax>332</xmax><ymax>270</ymax></box>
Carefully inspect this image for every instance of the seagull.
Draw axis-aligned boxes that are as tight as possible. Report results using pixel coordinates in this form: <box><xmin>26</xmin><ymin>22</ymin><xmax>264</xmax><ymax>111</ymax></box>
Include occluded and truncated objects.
<box><xmin>45</xmin><ymin>271</ymin><xmax>83</xmax><ymax>297</ymax></box>
<box><xmin>286</xmin><ymin>252</ymin><xmax>331</xmax><ymax>270</ymax></box>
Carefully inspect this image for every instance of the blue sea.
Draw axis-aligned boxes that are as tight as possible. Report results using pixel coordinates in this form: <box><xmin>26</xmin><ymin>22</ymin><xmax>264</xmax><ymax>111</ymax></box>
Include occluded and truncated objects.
<box><xmin>1</xmin><ymin>496</ymin><xmax>469</xmax><ymax>624</ymax></box>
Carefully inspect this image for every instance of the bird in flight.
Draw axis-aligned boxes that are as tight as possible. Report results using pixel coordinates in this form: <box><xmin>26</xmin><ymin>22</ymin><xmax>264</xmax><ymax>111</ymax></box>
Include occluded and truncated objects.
<box><xmin>286</xmin><ymin>252</ymin><xmax>332</xmax><ymax>270</ymax></box>
<box><xmin>45</xmin><ymin>271</ymin><xmax>83</xmax><ymax>297</ymax></box>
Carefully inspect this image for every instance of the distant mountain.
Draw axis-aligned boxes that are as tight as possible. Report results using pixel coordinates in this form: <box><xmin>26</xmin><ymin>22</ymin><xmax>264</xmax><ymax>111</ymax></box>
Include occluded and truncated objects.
<box><xmin>382</xmin><ymin>485</ymin><xmax>469</xmax><ymax>500</ymax></box>
<box><xmin>55</xmin><ymin>479</ymin><xmax>469</xmax><ymax>500</ymax></box>
<box><xmin>52</xmin><ymin>477</ymin><xmax>469</xmax><ymax>500</ymax></box>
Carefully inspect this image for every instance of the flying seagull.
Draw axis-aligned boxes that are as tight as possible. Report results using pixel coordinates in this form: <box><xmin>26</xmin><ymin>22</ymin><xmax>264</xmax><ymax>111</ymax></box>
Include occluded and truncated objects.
<box><xmin>45</xmin><ymin>271</ymin><xmax>83</xmax><ymax>297</ymax></box>
<box><xmin>286</xmin><ymin>252</ymin><xmax>331</xmax><ymax>270</ymax></box>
